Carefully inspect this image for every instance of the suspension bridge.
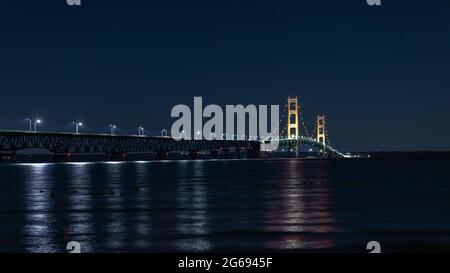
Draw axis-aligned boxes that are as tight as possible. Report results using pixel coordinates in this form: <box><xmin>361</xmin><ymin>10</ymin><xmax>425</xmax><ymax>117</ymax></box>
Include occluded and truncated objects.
<box><xmin>0</xmin><ymin>96</ymin><xmax>349</xmax><ymax>163</ymax></box>
<box><xmin>273</xmin><ymin>96</ymin><xmax>350</xmax><ymax>158</ymax></box>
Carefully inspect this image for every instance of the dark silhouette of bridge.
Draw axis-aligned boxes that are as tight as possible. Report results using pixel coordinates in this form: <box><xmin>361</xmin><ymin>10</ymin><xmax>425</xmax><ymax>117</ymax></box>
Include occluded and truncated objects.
<box><xmin>0</xmin><ymin>97</ymin><xmax>351</xmax><ymax>163</ymax></box>
<box><xmin>0</xmin><ymin>131</ymin><xmax>261</xmax><ymax>162</ymax></box>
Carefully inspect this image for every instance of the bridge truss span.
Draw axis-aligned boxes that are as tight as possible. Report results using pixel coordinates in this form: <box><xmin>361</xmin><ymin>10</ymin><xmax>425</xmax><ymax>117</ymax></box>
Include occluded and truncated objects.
<box><xmin>0</xmin><ymin>131</ymin><xmax>260</xmax><ymax>157</ymax></box>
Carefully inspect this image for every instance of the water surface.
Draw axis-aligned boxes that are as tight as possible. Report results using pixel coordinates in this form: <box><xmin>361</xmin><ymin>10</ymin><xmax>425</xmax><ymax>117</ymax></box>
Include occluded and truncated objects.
<box><xmin>0</xmin><ymin>159</ymin><xmax>449</xmax><ymax>253</ymax></box>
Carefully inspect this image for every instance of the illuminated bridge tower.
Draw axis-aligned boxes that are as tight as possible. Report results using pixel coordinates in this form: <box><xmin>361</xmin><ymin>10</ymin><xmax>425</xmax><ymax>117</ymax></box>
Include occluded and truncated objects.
<box><xmin>317</xmin><ymin>115</ymin><xmax>327</xmax><ymax>156</ymax></box>
<box><xmin>317</xmin><ymin>115</ymin><xmax>326</xmax><ymax>144</ymax></box>
<box><xmin>287</xmin><ymin>96</ymin><xmax>299</xmax><ymax>139</ymax></box>
<box><xmin>287</xmin><ymin>96</ymin><xmax>301</xmax><ymax>157</ymax></box>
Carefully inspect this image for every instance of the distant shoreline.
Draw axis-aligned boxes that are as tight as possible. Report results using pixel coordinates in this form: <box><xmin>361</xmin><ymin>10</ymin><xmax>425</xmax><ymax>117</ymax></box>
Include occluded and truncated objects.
<box><xmin>1</xmin><ymin>151</ymin><xmax>450</xmax><ymax>164</ymax></box>
<box><xmin>351</xmin><ymin>151</ymin><xmax>450</xmax><ymax>160</ymax></box>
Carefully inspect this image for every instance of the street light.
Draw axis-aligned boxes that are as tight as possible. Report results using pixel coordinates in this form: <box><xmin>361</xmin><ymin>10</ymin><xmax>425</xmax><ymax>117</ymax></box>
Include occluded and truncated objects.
<box><xmin>34</xmin><ymin>119</ymin><xmax>41</xmax><ymax>132</ymax></box>
<box><xmin>109</xmin><ymin>124</ymin><xmax>117</xmax><ymax>135</ymax></box>
<box><xmin>138</xmin><ymin>126</ymin><xmax>145</xmax><ymax>136</ymax></box>
<box><xmin>73</xmin><ymin>122</ymin><xmax>83</xmax><ymax>134</ymax></box>
<box><xmin>24</xmin><ymin>118</ymin><xmax>32</xmax><ymax>131</ymax></box>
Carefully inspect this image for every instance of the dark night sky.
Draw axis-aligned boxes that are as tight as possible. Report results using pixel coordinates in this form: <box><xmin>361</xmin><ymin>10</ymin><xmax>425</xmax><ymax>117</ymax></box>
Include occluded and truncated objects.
<box><xmin>1</xmin><ymin>0</ymin><xmax>449</xmax><ymax>151</ymax></box>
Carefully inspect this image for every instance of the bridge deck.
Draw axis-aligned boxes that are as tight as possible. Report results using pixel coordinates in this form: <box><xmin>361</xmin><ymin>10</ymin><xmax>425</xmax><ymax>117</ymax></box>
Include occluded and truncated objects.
<box><xmin>0</xmin><ymin>131</ymin><xmax>347</xmax><ymax>160</ymax></box>
<box><xmin>0</xmin><ymin>130</ymin><xmax>260</xmax><ymax>154</ymax></box>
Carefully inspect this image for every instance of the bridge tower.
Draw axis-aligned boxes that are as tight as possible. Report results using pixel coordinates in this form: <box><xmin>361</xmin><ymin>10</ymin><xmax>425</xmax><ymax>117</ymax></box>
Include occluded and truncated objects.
<box><xmin>316</xmin><ymin>115</ymin><xmax>326</xmax><ymax>145</ymax></box>
<box><xmin>287</xmin><ymin>96</ymin><xmax>300</xmax><ymax>139</ymax></box>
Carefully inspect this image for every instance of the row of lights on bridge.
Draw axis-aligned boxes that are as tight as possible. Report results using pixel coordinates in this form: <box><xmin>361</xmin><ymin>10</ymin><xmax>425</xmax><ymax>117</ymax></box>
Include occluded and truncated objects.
<box><xmin>22</xmin><ymin>120</ymin><xmax>287</xmax><ymax>142</ymax></box>
<box><xmin>23</xmin><ymin>118</ymin><xmax>169</xmax><ymax>137</ymax></box>
<box><xmin>22</xmin><ymin>120</ymin><xmax>272</xmax><ymax>141</ymax></box>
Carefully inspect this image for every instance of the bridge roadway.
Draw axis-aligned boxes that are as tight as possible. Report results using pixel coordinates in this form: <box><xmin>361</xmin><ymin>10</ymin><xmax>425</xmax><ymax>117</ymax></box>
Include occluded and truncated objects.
<box><xmin>0</xmin><ymin>130</ymin><xmax>261</xmax><ymax>162</ymax></box>
<box><xmin>276</xmin><ymin>137</ymin><xmax>347</xmax><ymax>158</ymax></box>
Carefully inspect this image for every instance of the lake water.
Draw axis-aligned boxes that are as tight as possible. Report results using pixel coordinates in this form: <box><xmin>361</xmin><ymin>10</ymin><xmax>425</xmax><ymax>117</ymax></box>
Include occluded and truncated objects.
<box><xmin>0</xmin><ymin>158</ymin><xmax>449</xmax><ymax>253</ymax></box>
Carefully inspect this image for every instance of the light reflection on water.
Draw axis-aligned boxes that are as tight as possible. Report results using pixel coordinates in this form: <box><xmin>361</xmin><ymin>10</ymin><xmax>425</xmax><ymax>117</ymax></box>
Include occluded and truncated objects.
<box><xmin>131</xmin><ymin>161</ymin><xmax>152</xmax><ymax>250</ymax></box>
<box><xmin>103</xmin><ymin>162</ymin><xmax>126</xmax><ymax>251</ymax></box>
<box><xmin>263</xmin><ymin>160</ymin><xmax>334</xmax><ymax>250</ymax></box>
<box><xmin>23</xmin><ymin>163</ymin><xmax>57</xmax><ymax>253</ymax></box>
<box><xmin>175</xmin><ymin>160</ymin><xmax>212</xmax><ymax>252</ymax></box>
<box><xmin>66</xmin><ymin>163</ymin><xmax>94</xmax><ymax>252</ymax></box>
<box><xmin>1</xmin><ymin>159</ymin><xmax>450</xmax><ymax>252</ymax></box>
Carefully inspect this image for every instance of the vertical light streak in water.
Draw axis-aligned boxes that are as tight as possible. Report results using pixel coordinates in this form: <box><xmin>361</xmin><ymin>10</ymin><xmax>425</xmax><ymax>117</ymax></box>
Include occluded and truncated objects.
<box><xmin>66</xmin><ymin>163</ymin><xmax>94</xmax><ymax>252</ymax></box>
<box><xmin>308</xmin><ymin>161</ymin><xmax>336</xmax><ymax>236</ymax></box>
<box><xmin>263</xmin><ymin>160</ymin><xmax>335</xmax><ymax>250</ymax></box>
<box><xmin>175</xmin><ymin>160</ymin><xmax>212</xmax><ymax>252</ymax></box>
<box><xmin>131</xmin><ymin>161</ymin><xmax>152</xmax><ymax>250</ymax></box>
<box><xmin>263</xmin><ymin>160</ymin><xmax>307</xmax><ymax>250</ymax></box>
<box><xmin>104</xmin><ymin>162</ymin><xmax>126</xmax><ymax>252</ymax></box>
<box><xmin>296</xmin><ymin>160</ymin><xmax>335</xmax><ymax>249</ymax></box>
<box><xmin>22</xmin><ymin>163</ymin><xmax>57</xmax><ymax>253</ymax></box>
<box><xmin>297</xmin><ymin>160</ymin><xmax>335</xmax><ymax>249</ymax></box>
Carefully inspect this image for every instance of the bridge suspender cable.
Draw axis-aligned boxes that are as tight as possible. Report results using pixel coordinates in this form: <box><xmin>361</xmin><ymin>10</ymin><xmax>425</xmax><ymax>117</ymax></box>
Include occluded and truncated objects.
<box><xmin>298</xmin><ymin>109</ymin><xmax>311</xmax><ymax>139</ymax></box>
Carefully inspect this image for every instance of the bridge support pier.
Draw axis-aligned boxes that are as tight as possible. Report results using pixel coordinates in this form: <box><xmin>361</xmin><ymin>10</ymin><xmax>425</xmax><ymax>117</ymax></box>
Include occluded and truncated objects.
<box><xmin>235</xmin><ymin>148</ymin><xmax>241</xmax><ymax>159</ymax></box>
<box><xmin>246</xmin><ymin>148</ymin><xmax>260</xmax><ymax>159</ymax></box>
<box><xmin>52</xmin><ymin>151</ymin><xmax>71</xmax><ymax>162</ymax></box>
<box><xmin>210</xmin><ymin>150</ymin><xmax>219</xmax><ymax>159</ymax></box>
<box><xmin>0</xmin><ymin>151</ymin><xmax>17</xmax><ymax>163</ymax></box>
<box><xmin>222</xmin><ymin>148</ymin><xmax>230</xmax><ymax>159</ymax></box>
<box><xmin>156</xmin><ymin>151</ymin><xmax>168</xmax><ymax>160</ymax></box>
<box><xmin>189</xmin><ymin>151</ymin><xmax>199</xmax><ymax>160</ymax></box>
<box><xmin>287</xmin><ymin>143</ymin><xmax>296</xmax><ymax>158</ymax></box>
<box><xmin>110</xmin><ymin>152</ymin><xmax>127</xmax><ymax>161</ymax></box>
